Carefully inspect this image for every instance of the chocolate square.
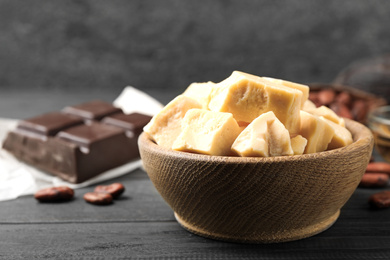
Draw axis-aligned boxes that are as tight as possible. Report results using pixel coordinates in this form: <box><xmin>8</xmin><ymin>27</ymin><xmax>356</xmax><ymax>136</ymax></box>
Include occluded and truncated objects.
<box><xmin>57</xmin><ymin>122</ymin><xmax>125</xmax><ymax>147</ymax></box>
<box><xmin>102</xmin><ymin>112</ymin><xmax>152</xmax><ymax>136</ymax></box>
<box><xmin>17</xmin><ymin>112</ymin><xmax>83</xmax><ymax>136</ymax></box>
<box><xmin>62</xmin><ymin>100</ymin><xmax>122</xmax><ymax>120</ymax></box>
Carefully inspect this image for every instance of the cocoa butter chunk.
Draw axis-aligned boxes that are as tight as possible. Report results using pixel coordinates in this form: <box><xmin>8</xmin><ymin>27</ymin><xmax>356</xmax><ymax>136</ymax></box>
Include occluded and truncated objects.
<box><xmin>182</xmin><ymin>81</ymin><xmax>216</xmax><ymax>109</ymax></box>
<box><xmin>304</xmin><ymin>105</ymin><xmax>345</xmax><ymax>127</ymax></box>
<box><xmin>302</xmin><ymin>100</ymin><xmax>317</xmax><ymax>111</ymax></box>
<box><xmin>319</xmin><ymin>117</ymin><xmax>353</xmax><ymax>150</ymax></box>
<box><xmin>369</xmin><ymin>191</ymin><xmax>390</xmax><ymax>209</ymax></box>
<box><xmin>231</xmin><ymin>111</ymin><xmax>294</xmax><ymax>157</ymax></box>
<box><xmin>143</xmin><ymin>95</ymin><xmax>202</xmax><ymax>149</ymax></box>
<box><xmin>208</xmin><ymin>71</ymin><xmax>303</xmax><ymax>134</ymax></box>
<box><xmin>172</xmin><ymin>109</ymin><xmax>241</xmax><ymax>156</ymax></box>
<box><xmin>299</xmin><ymin>111</ymin><xmax>335</xmax><ymax>154</ymax></box>
<box><xmin>263</xmin><ymin>77</ymin><xmax>309</xmax><ymax>108</ymax></box>
<box><xmin>290</xmin><ymin>135</ymin><xmax>308</xmax><ymax>155</ymax></box>
<box><xmin>62</xmin><ymin>100</ymin><xmax>122</xmax><ymax>120</ymax></box>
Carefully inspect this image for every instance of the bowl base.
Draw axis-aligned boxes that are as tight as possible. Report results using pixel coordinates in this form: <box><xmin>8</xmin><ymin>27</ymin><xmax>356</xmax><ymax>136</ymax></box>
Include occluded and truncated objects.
<box><xmin>174</xmin><ymin>210</ymin><xmax>340</xmax><ymax>243</ymax></box>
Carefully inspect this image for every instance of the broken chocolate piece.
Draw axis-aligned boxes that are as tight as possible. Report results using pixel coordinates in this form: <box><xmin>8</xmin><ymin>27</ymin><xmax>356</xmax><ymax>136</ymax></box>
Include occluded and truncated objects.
<box><xmin>57</xmin><ymin>122</ymin><xmax>125</xmax><ymax>148</ymax></box>
<box><xmin>18</xmin><ymin>112</ymin><xmax>83</xmax><ymax>136</ymax></box>
<box><xmin>62</xmin><ymin>100</ymin><xmax>122</xmax><ymax>120</ymax></box>
<box><xmin>102</xmin><ymin>112</ymin><xmax>152</xmax><ymax>137</ymax></box>
<box><xmin>2</xmin><ymin>101</ymin><xmax>151</xmax><ymax>183</ymax></box>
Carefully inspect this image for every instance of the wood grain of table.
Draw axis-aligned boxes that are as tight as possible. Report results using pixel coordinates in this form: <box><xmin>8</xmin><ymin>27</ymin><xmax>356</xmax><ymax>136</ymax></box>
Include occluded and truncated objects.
<box><xmin>1</xmin><ymin>90</ymin><xmax>390</xmax><ymax>259</ymax></box>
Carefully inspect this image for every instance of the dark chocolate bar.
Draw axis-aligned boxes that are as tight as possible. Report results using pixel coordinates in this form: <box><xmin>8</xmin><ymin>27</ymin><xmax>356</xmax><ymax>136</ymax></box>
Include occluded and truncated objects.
<box><xmin>2</xmin><ymin>101</ymin><xmax>152</xmax><ymax>183</ymax></box>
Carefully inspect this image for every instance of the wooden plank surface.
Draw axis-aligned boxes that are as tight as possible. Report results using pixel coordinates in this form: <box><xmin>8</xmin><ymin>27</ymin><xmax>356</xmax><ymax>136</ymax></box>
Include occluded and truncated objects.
<box><xmin>0</xmin><ymin>169</ymin><xmax>174</xmax><ymax>223</ymax></box>
<box><xmin>1</xmin><ymin>212</ymin><xmax>390</xmax><ymax>259</ymax></box>
<box><xmin>1</xmin><ymin>167</ymin><xmax>390</xmax><ymax>259</ymax></box>
<box><xmin>1</xmin><ymin>223</ymin><xmax>390</xmax><ymax>259</ymax></box>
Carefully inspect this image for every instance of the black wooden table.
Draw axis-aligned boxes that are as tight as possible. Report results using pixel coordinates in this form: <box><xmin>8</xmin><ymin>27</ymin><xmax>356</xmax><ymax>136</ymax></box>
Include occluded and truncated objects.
<box><xmin>1</xmin><ymin>89</ymin><xmax>390</xmax><ymax>259</ymax></box>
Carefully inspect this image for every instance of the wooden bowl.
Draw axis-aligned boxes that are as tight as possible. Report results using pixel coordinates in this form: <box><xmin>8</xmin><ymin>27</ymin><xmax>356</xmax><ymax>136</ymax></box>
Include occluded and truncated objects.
<box><xmin>138</xmin><ymin>119</ymin><xmax>373</xmax><ymax>243</ymax></box>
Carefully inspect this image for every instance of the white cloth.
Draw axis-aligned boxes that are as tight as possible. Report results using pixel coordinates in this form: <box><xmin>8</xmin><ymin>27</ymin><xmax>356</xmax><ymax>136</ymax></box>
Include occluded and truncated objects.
<box><xmin>0</xmin><ymin>86</ymin><xmax>163</xmax><ymax>201</ymax></box>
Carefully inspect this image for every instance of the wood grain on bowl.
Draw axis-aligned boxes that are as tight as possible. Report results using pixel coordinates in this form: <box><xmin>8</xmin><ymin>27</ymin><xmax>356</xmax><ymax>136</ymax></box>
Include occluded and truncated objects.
<box><xmin>138</xmin><ymin>119</ymin><xmax>373</xmax><ymax>243</ymax></box>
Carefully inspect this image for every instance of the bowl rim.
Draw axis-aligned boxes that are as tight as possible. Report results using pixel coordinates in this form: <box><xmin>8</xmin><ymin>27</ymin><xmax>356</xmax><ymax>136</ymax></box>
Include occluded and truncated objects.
<box><xmin>139</xmin><ymin>118</ymin><xmax>373</xmax><ymax>164</ymax></box>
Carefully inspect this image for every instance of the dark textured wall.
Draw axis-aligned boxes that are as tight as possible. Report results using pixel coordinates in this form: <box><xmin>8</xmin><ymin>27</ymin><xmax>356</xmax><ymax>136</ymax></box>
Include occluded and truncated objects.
<box><xmin>1</xmin><ymin>0</ymin><xmax>390</xmax><ymax>94</ymax></box>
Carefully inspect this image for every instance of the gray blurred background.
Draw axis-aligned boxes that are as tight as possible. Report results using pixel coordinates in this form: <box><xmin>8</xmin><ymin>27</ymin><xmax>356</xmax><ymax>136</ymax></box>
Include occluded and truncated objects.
<box><xmin>1</xmin><ymin>0</ymin><xmax>390</xmax><ymax>107</ymax></box>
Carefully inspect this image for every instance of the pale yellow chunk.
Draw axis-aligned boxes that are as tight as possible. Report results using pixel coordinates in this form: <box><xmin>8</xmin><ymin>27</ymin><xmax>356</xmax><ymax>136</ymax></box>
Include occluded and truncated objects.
<box><xmin>302</xmin><ymin>100</ymin><xmax>317</xmax><ymax>111</ymax></box>
<box><xmin>172</xmin><ymin>109</ymin><xmax>241</xmax><ymax>156</ymax></box>
<box><xmin>290</xmin><ymin>135</ymin><xmax>308</xmax><ymax>155</ymax></box>
<box><xmin>231</xmin><ymin>111</ymin><xmax>293</xmax><ymax>157</ymax></box>
<box><xmin>263</xmin><ymin>77</ymin><xmax>309</xmax><ymax>108</ymax></box>
<box><xmin>299</xmin><ymin>111</ymin><xmax>335</xmax><ymax>154</ymax></box>
<box><xmin>305</xmin><ymin>105</ymin><xmax>345</xmax><ymax>127</ymax></box>
<box><xmin>208</xmin><ymin>71</ymin><xmax>302</xmax><ymax>134</ymax></box>
<box><xmin>182</xmin><ymin>81</ymin><xmax>215</xmax><ymax>109</ymax></box>
<box><xmin>208</xmin><ymin>72</ymin><xmax>268</xmax><ymax>124</ymax></box>
<box><xmin>320</xmin><ymin>117</ymin><xmax>353</xmax><ymax>150</ymax></box>
<box><xmin>143</xmin><ymin>95</ymin><xmax>202</xmax><ymax>149</ymax></box>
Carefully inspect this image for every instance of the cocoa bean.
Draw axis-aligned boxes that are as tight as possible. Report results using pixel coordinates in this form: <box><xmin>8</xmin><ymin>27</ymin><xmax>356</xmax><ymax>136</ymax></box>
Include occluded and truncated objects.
<box><xmin>84</xmin><ymin>192</ymin><xmax>113</xmax><ymax>205</ymax></box>
<box><xmin>366</xmin><ymin>162</ymin><xmax>390</xmax><ymax>175</ymax></box>
<box><xmin>317</xmin><ymin>89</ymin><xmax>336</xmax><ymax>105</ymax></box>
<box><xmin>329</xmin><ymin>102</ymin><xmax>353</xmax><ymax>119</ymax></box>
<box><xmin>94</xmin><ymin>183</ymin><xmax>125</xmax><ymax>198</ymax></box>
<box><xmin>335</xmin><ymin>91</ymin><xmax>352</xmax><ymax>107</ymax></box>
<box><xmin>34</xmin><ymin>186</ymin><xmax>74</xmax><ymax>202</ymax></box>
<box><xmin>309</xmin><ymin>92</ymin><xmax>320</xmax><ymax>106</ymax></box>
<box><xmin>368</xmin><ymin>190</ymin><xmax>390</xmax><ymax>209</ymax></box>
<box><xmin>359</xmin><ymin>173</ymin><xmax>389</xmax><ymax>188</ymax></box>
<box><xmin>351</xmin><ymin>99</ymin><xmax>368</xmax><ymax>123</ymax></box>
